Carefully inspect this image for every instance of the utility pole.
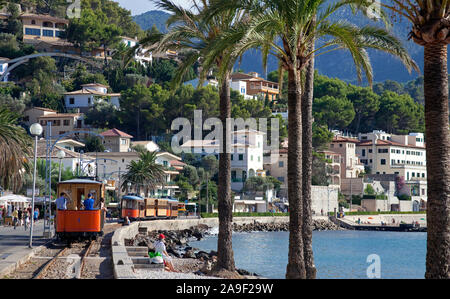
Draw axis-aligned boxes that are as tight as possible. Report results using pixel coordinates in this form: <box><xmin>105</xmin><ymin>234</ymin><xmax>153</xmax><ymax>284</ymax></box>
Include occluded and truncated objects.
<box><xmin>350</xmin><ymin>173</ymin><xmax>353</xmax><ymax>213</ymax></box>
<box><xmin>206</xmin><ymin>172</ymin><xmax>209</xmax><ymax>213</ymax></box>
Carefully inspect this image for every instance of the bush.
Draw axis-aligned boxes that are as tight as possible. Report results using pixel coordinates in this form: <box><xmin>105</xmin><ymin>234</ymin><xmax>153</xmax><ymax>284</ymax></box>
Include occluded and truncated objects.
<box><xmin>201</xmin><ymin>212</ymin><xmax>289</xmax><ymax>218</ymax></box>
<box><xmin>398</xmin><ymin>194</ymin><xmax>412</xmax><ymax>201</ymax></box>
<box><xmin>329</xmin><ymin>211</ymin><xmax>425</xmax><ymax>216</ymax></box>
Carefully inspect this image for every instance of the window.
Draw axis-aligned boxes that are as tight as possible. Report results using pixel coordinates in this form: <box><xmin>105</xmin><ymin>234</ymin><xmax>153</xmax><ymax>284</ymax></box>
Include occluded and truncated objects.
<box><xmin>369</xmin><ymin>149</ymin><xmax>372</xmax><ymax>153</ymax></box>
<box><xmin>55</xmin><ymin>30</ymin><xmax>62</xmax><ymax>37</ymax></box>
<box><xmin>406</xmin><ymin>151</ymin><xmax>410</xmax><ymax>155</ymax></box>
<box><xmin>391</xmin><ymin>149</ymin><xmax>395</xmax><ymax>153</ymax></box>
<box><xmin>231</xmin><ymin>155</ymin><xmax>234</xmax><ymax>161</ymax></box>
<box><xmin>330</xmin><ymin>144</ymin><xmax>334</xmax><ymax>148</ymax></box>
<box><xmin>63</xmin><ymin>119</ymin><xmax>70</xmax><ymax>126</ymax></box>
<box><xmin>43</xmin><ymin>29</ymin><xmax>54</xmax><ymax>37</ymax></box>
<box><xmin>396</xmin><ymin>150</ymin><xmax>400</xmax><ymax>154</ymax></box>
<box><xmin>88</xmin><ymin>97</ymin><xmax>91</xmax><ymax>104</ymax></box>
<box><xmin>339</xmin><ymin>144</ymin><xmax>343</xmax><ymax>147</ymax></box>
<box><xmin>258</xmin><ymin>156</ymin><xmax>260</xmax><ymax>162</ymax></box>
<box><xmin>25</xmin><ymin>28</ymin><xmax>41</xmax><ymax>36</ymax></box>
<box><xmin>362</xmin><ymin>149</ymin><xmax>366</xmax><ymax>156</ymax></box>
<box><xmin>381</xmin><ymin>159</ymin><xmax>386</xmax><ymax>165</ymax></box>
<box><xmin>53</xmin><ymin>120</ymin><xmax>60</xmax><ymax>126</ymax></box>
<box><xmin>277</xmin><ymin>177</ymin><xmax>285</xmax><ymax>182</ymax></box>
<box><xmin>238</xmin><ymin>154</ymin><xmax>243</xmax><ymax>160</ymax></box>
<box><xmin>69</xmin><ymin>98</ymin><xmax>75</xmax><ymax>105</ymax></box>
<box><xmin>59</xmin><ymin>131</ymin><xmax>65</xmax><ymax>135</ymax></box>
<box><xmin>163</xmin><ymin>161</ymin><xmax>168</xmax><ymax>167</ymax></box>
<box><xmin>31</xmin><ymin>20</ymin><xmax>36</xmax><ymax>25</ymax></box>
<box><xmin>391</xmin><ymin>159</ymin><xmax>395</xmax><ymax>165</ymax></box>
<box><xmin>422</xmin><ymin>189</ymin><xmax>425</xmax><ymax>195</ymax></box>
<box><xmin>250</xmin><ymin>155</ymin><xmax>253</xmax><ymax>161</ymax></box>
<box><xmin>279</xmin><ymin>161</ymin><xmax>284</xmax><ymax>168</ymax></box>
<box><xmin>121</xmin><ymin>139</ymin><xmax>127</xmax><ymax>145</ymax></box>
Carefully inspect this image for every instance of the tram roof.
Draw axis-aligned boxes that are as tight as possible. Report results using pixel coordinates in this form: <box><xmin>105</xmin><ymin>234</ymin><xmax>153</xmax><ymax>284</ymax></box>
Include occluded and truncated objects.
<box><xmin>122</xmin><ymin>195</ymin><xmax>144</xmax><ymax>201</ymax></box>
<box><xmin>59</xmin><ymin>179</ymin><xmax>103</xmax><ymax>185</ymax></box>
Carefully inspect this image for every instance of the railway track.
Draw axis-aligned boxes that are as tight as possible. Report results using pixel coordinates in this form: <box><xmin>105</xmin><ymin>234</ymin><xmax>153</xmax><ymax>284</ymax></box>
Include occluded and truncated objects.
<box><xmin>6</xmin><ymin>223</ymin><xmax>121</xmax><ymax>279</ymax></box>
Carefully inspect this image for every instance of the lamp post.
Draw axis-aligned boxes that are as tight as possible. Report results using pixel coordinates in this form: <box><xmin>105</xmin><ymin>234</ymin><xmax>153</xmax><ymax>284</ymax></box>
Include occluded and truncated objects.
<box><xmin>29</xmin><ymin>123</ymin><xmax>43</xmax><ymax>248</ymax></box>
<box><xmin>127</xmin><ymin>182</ymin><xmax>131</xmax><ymax>195</ymax></box>
<box><xmin>57</xmin><ymin>150</ymin><xmax>65</xmax><ymax>182</ymax></box>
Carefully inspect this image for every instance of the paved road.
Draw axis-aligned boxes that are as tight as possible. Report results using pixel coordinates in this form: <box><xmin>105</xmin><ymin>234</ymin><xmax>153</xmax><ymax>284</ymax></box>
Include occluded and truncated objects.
<box><xmin>0</xmin><ymin>221</ymin><xmax>51</xmax><ymax>277</ymax></box>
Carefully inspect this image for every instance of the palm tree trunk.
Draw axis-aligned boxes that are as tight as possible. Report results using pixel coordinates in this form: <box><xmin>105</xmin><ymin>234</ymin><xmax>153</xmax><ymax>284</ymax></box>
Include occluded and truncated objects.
<box><xmin>423</xmin><ymin>42</ymin><xmax>450</xmax><ymax>279</ymax></box>
<box><xmin>302</xmin><ymin>48</ymin><xmax>316</xmax><ymax>279</ymax></box>
<box><xmin>215</xmin><ymin>71</ymin><xmax>235</xmax><ymax>272</ymax></box>
<box><xmin>286</xmin><ymin>67</ymin><xmax>306</xmax><ymax>279</ymax></box>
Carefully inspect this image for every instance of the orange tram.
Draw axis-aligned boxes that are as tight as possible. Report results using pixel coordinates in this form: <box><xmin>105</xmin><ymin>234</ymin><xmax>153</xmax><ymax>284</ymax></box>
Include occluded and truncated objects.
<box><xmin>56</xmin><ymin>179</ymin><xmax>105</xmax><ymax>241</ymax></box>
<box><xmin>120</xmin><ymin>195</ymin><xmax>179</xmax><ymax>221</ymax></box>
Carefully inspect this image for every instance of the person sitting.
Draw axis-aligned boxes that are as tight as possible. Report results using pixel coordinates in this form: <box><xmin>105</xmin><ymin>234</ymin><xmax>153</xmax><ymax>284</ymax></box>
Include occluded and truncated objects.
<box><xmin>56</xmin><ymin>193</ymin><xmax>67</xmax><ymax>210</ymax></box>
<box><xmin>83</xmin><ymin>194</ymin><xmax>95</xmax><ymax>211</ymax></box>
<box><xmin>153</xmin><ymin>234</ymin><xmax>177</xmax><ymax>272</ymax></box>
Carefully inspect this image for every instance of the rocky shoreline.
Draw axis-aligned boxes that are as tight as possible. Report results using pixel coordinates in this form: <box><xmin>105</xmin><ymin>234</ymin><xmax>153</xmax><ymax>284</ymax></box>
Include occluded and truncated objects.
<box><xmin>126</xmin><ymin>219</ymin><xmax>341</xmax><ymax>278</ymax></box>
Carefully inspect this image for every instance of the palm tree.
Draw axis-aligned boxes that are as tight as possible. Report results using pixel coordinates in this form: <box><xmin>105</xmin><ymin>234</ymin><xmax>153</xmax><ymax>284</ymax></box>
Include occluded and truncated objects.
<box><xmin>121</xmin><ymin>151</ymin><xmax>166</xmax><ymax>196</ymax></box>
<box><xmin>374</xmin><ymin>0</ymin><xmax>450</xmax><ymax>278</ymax></box>
<box><xmin>0</xmin><ymin>108</ymin><xmax>31</xmax><ymax>192</ymax></box>
<box><xmin>207</xmin><ymin>0</ymin><xmax>418</xmax><ymax>279</ymax></box>
<box><xmin>132</xmin><ymin>0</ymin><xmax>250</xmax><ymax>275</ymax></box>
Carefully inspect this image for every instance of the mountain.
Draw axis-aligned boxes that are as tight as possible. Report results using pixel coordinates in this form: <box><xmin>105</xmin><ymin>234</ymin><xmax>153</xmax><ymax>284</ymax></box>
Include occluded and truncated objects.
<box><xmin>133</xmin><ymin>9</ymin><xmax>448</xmax><ymax>83</ymax></box>
<box><xmin>133</xmin><ymin>10</ymin><xmax>171</xmax><ymax>33</ymax></box>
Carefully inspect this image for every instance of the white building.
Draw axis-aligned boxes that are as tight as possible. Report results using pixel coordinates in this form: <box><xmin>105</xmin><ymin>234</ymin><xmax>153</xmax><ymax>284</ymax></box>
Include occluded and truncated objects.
<box><xmin>181</xmin><ymin>129</ymin><xmax>265</xmax><ymax>191</ymax></box>
<box><xmin>121</xmin><ymin>36</ymin><xmax>153</xmax><ymax>65</ymax></box>
<box><xmin>64</xmin><ymin>83</ymin><xmax>121</xmax><ymax>112</ymax></box>
<box><xmin>86</xmin><ymin>151</ymin><xmax>182</xmax><ymax>198</ymax></box>
<box><xmin>356</xmin><ymin>130</ymin><xmax>426</xmax><ymax>181</ymax></box>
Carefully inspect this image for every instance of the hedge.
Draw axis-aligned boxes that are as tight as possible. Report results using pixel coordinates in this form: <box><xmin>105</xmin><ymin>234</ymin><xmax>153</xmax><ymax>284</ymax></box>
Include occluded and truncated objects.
<box><xmin>329</xmin><ymin>211</ymin><xmax>426</xmax><ymax>216</ymax></box>
<box><xmin>201</xmin><ymin>212</ymin><xmax>289</xmax><ymax>218</ymax></box>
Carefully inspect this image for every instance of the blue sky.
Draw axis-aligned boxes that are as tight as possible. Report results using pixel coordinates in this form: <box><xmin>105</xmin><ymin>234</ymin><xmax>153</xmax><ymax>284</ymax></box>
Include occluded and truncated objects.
<box><xmin>116</xmin><ymin>0</ymin><xmax>190</xmax><ymax>16</ymax></box>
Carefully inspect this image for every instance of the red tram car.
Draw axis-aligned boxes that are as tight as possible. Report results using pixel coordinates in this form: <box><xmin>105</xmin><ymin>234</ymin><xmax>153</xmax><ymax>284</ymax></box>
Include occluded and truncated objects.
<box><xmin>56</xmin><ymin>179</ymin><xmax>105</xmax><ymax>240</ymax></box>
<box><xmin>120</xmin><ymin>195</ymin><xmax>179</xmax><ymax>221</ymax></box>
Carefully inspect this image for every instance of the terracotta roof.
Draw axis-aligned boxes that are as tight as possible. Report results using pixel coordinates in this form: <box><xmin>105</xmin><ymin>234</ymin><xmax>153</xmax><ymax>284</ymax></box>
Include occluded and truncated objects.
<box><xmin>357</xmin><ymin>139</ymin><xmax>425</xmax><ymax>149</ymax></box>
<box><xmin>81</xmin><ymin>83</ymin><xmax>109</xmax><ymax>88</ymax></box>
<box><xmin>100</xmin><ymin>128</ymin><xmax>133</xmax><ymax>138</ymax></box>
<box><xmin>39</xmin><ymin>113</ymin><xmax>81</xmax><ymax>119</ymax></box>
<box><xmin>26</xmin><ymin>107</ymin><xmax>57</xmax><ymax>112</ymax></box>
<box><xmin>231</xmin><ymin>72</ymin><xmax>278</xmax><ymax>85</ymax></box>
<box><xmin>331</xmin><ymin>136</ymin><xmax>359</xmax><ymax>143</ymax></box>
<box><xmin>36</xmin><ymin>142</ymin><xmax>93</xmax><ymax>160</ymax></box>
<box><xmin>170</xmin><ymin>160</ymin><xmax>186</xmax><ymax>167</ymax></box>
<box><xmin>21</xmin><ymin>13</ymin><xmax>69</xmax><ymax>24</ymax></box>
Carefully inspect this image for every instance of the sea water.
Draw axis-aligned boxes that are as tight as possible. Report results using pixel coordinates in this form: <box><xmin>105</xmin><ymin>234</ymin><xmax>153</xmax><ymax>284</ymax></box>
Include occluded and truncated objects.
<box><xmin>190</xmin><ymin>230</ymin><xmax>427</xmax><ymax>279</ymax></box>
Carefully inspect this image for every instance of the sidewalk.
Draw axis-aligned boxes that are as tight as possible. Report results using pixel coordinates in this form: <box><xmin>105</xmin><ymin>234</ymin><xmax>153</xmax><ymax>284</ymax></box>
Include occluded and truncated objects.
<box><xmin>0</xmin><ymin>220</ymin><xmax>51</xmax><ymax>278</ymax></box>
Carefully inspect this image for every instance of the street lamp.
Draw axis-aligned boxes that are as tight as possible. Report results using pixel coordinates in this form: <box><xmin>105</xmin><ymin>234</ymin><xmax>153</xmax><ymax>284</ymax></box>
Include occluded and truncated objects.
<box><xmin>29</xmin><ymin>123</ymin><xmax>43</xmax><ymax>248</ymax></box>
<box><xmin>127</xmin><ymin>182</ymin><xmax>131</xmax><ymax>194</ymax></box>
<box><xmin>57</xmin><ymin>150</ymin><xmax>65</xmax><ymax>182</ymax></box>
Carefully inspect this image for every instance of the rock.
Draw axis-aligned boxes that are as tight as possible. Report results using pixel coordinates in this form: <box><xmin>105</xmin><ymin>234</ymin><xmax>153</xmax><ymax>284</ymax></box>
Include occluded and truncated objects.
<box><xmin>183</xmin><ymin>249</ymin><xmax>196</xmax><ymax>259</ymax></box>
<box><xmin>195</xmin><ymin>251</ymin><xmax>210</xmax><ymax>260</ymax></box>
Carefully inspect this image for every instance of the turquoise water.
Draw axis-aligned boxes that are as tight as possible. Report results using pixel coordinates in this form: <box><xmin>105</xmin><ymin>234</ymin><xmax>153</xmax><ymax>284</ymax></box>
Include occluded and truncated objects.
<box><xmin>190</xmin><ymin>231</ymin><xmax>427</xmax><ymax>279</ymax></box>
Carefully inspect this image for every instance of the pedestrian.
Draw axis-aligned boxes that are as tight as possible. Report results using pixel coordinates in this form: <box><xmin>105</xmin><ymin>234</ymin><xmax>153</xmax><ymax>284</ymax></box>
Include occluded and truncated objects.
<box><xmin>34</xmin><ymin>207</ymin><xmax>39</xmax><ymax>222</ymax></box>
<box><xmin>24</xmin><ymin>211</ymin><xmax>30</xmax><ymax>231</ymax></box>
<box><xmin>18</xmin><ymin>208</ymin><xmax>23</xmax><ymax>227</ymax></box>
<box><xmin>12</xmin><ymin>208</ymin><xmax>18</xmax><ymax>229</ymax></box>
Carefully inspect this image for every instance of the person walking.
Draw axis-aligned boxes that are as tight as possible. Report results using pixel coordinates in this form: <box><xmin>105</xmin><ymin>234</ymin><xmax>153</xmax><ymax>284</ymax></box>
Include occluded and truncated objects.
<box><xmin>12</xmin><ymin>208</ymin><xmax>18</xmax><ymax>229</ymax></box>
<box><xmin>24</xmin><ymin>210</ymin><xmax>30</xmax><ymax>231</ymax></box>
<box><xmin>17</xmin><ymin>208</ymin><xmax>23</xmax><ymax>227</ymax></box>
<box><xmin>34</xmin><ymin>207</ymin><xmax>39</xmax><ymax>222</ymax></box>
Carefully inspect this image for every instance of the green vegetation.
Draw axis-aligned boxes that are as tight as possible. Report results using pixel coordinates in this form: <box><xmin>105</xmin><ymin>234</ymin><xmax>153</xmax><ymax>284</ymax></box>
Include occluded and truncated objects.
<box><xmin>201</xmin><ymin>212</ymin><xmax>289</xmax><ymax>218</ymax></box>
<box><xmin>329</xmin><ymin>211</ymin><xmax>426</xmax><ymax>216</ymax></box>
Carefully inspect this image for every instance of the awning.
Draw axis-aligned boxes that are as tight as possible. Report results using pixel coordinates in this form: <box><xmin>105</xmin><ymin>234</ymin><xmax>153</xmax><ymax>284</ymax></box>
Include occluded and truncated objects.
<box><xmin>0</xmin><ymin>194</ymin><xmax>31</xmax><ymax>203</ymax></box>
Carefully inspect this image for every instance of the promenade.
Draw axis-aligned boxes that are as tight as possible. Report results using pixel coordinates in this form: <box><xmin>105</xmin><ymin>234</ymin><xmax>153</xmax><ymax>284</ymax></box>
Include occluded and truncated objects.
<box><xmin>0</xmin><ymin>221</ymin><xmax>51</xmax><ymax>277</ymax></box>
